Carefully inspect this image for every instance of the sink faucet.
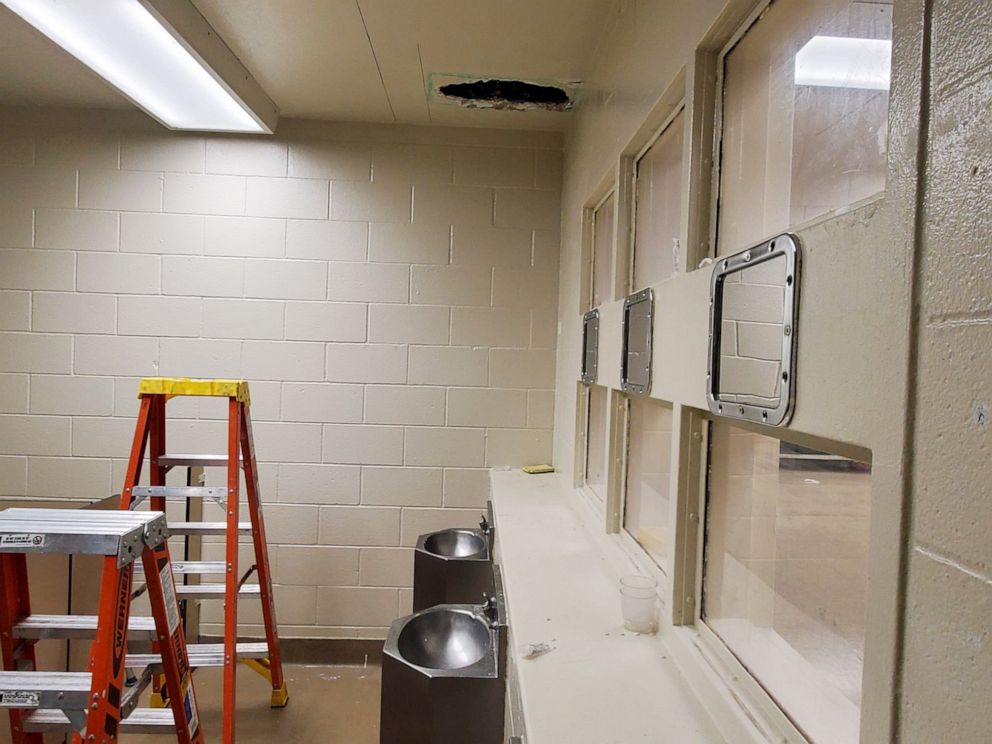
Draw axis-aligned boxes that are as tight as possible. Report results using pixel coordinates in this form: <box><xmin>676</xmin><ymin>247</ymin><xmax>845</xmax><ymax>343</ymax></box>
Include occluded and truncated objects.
<box><xmin>481</xmin><ymin>593</ymin><xmax>499</xmax><ymax>627</ymax></box>
<box><xmin>479</xmin><ymin>513</ymin><xmax>491</xmax><ymax>534</ymax></box>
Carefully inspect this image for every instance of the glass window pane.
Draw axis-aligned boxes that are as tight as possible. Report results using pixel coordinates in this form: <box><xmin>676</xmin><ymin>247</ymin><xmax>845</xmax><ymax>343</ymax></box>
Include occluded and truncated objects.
<box><xmin>634</xmin><ymin>109</ymin><xmax>684</xmax><ymax>289</ymax></box>
<box><xmin>591</xmin><ymin>191</ymin><xmax>615</xmax><ymax>308</ymax></box>
<box><xmin>703</xmin><ymin>421</ymin><xmax>871</xmax><ymax>744</ymax></box>
<box><xmin>623</xmin><ymin>397</ymin><xmax>673</xmax><ymax>568</ymax></box>
<box><xmin>585</xmin><ymin>385</ymin><xmax>609</xmax><ymax>502</ymax></box>
<box><xmin>717</xmin><ymin>0</ymin><xmax>893</xmax><ymax>255</ymax></box>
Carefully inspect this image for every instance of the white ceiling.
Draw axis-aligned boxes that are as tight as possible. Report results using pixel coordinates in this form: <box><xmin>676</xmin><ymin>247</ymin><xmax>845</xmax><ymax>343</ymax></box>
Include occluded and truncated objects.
<box><xmin>0</xmin><ymin>0</ymin><xmax>615</xmax><ymax>131</ymax></box>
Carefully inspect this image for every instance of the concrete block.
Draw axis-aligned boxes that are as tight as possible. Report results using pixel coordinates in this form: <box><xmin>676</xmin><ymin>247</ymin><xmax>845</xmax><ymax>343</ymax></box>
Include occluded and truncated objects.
<box><xmin>361</xmin><ymin>466</ymin><xmax>442</xmax><ymax>507</ymax></box>
<box><xmin>35</xmin><ymin>209</ymin><xmax>118</xmax><ymax>252</ymax></box>
<box><xmin>326</xmin><ymin>344</ymin><xmax>406</xmax><ymax>384</ymax></box>
<box><xmin>285</xmin><ymin>302</ymin><xmax>367</xmax><ymax>342</ymax></box>
<box><xmin>323</xmin><ymin>424</ymin><xmax>404</xmax><ymax>465</ymax></box>
<box><xmin>79</xmin><ymin>169</ymin><xmax>162</xmax><ymax>212</ymax></box>
<box><xmin>33</xmin><ymin>292</ymin><xmax>116</xmax><ymax>334</ymax></box>
<box><xmin>281</xmin><ymin>382</ymin><xmax>364</xmax><ymax>423</ymax></box>
<box><xmin>369</xmin><ymin>305</ymin><xmax>449</xmax><ymax>344</ymax></box>
<box><xmin>408</xmin><ymin>346</ymin><xmax>487</xmax><ymax>387</ymax></box>
<box><xmin>365</xmin><ymin>385</ymin><xmax>445</xmax><ymax>426</ymax></box>
<box><xmin>286</xmin><ymin>219</ymin><xmax>368</xmax><ymax>261</ymax></box>
<box><xmin>246</xmin><ymin>176</ymin><xmax>329</xmax><ymax>219</ymax></box>
<box><xmin>163</xmin><ymin>173</ymin><xmax>245</xmax><ymax>216</ymax></box>
<box><xmin>77</xmin><ymin>253</ymin><xmax>160</xmax><ymax>295</ymax></box>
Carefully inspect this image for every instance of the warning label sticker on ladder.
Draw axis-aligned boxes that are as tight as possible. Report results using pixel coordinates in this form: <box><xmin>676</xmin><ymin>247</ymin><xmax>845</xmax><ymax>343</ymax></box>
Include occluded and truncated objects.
<box><xmin>161</xmin><ymin>563</ymin><xmax>181</xmax><ymax>635</ymax></box>
<box><xmin>0</xmin><ymin>534</ymin><xmax>45</xmax><ymax>548</ymax></box>
<box><xmin>182</xmin><ymin>677</ymin><xmax>199</xmax><ymax>739</ymax></box>
<box><xmin>0</xmin><ymin>691</ymin><xmax>40</xmax><ymax>708</ymax></box>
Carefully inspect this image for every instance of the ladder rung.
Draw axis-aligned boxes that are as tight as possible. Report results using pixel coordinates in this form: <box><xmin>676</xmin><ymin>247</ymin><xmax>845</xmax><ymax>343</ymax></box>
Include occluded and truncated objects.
<box><xmin>136</xmin><ymin>560</ymin><xmax>227</xmax><ymax>576</ymax></box>
<box><xmin>0</xmin><ymin>671</ymin><xmax>91</xmax><ymax>710</ymax></box>
<box><xmin>24</xmin><ymin>707</ymin><xmax>177</xmax><ymax>734</ymax></box>
<box><xmin>158</xmin><ymin>453</ymin><xmax>240</xmax><ymax>468</ymax></box>
<box><xmin>132</xmin><ymin>486</ymin><xmax>227</xmax><ymax>503</ymax></box>
<box><xmin>128</xmin><ymin>642</ymin><xmax>269</xmax><ymax>669</ymax></box>
<box><xmin>175</xmin><ymin>583</ymin><xmax>261</xmax><ymax>600</ymax></box>
<box><xmin>169</xmin><ymin>521</ymin><xmax>252</xmax><ymax>536</ymax></box>
<box><xmin>12</xmin><ymin>614</ymin><xmax>157</xmax><ymax>641</ymax></box>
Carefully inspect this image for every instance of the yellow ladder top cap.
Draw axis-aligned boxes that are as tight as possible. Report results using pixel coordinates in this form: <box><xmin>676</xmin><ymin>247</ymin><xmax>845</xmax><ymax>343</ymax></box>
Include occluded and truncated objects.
<box><xmin>138</xmin><ymin>377</ymin><xmax>251</xmax><ymax>405</ymax></box>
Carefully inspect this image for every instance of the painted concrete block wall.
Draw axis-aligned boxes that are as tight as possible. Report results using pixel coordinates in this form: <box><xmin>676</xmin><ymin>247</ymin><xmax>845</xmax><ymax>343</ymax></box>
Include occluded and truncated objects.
<box><xmin>900</xmin><ymin>1</ymin><xmax>992</xmax><ymax>739</ymax></box>
<box><xmin>0</xmin><ymin>109</ymin><xmax>561</xmax><ymax>639</ymax></box>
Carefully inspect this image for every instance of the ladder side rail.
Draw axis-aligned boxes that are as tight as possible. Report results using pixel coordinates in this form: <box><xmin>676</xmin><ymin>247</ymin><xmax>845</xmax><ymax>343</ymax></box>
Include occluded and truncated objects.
<box><xmin>149</xmin><ymin>395</ymin><xmax>168</xmax><ymax>514</ymax></box>
<box><xmin>120</xmin><ymin>396</ymin><xmax>154</xmax><ymax>511</ymax></box>
<box><xmin>81</xmin><ymin>555</ymin><xmax>134</xmax><ymax>744</ymax></box>
<box><xmin>239</xmin><ymin>402</ymin><xmax>288</xmax><ymax>704</ymax></box>
<box><xmin>140</xmin><ymin>545</ymin><xmax>204</xmax><ymax>744</ymax></box>
<box><xmin>0</xmin><ymin>553</ymin><xmax>43</xmax><ymax>744</ymax></box>
<box><xmin>222</xmin><ymin>396</ymin><xmax>241</xmax><ymax>744</ymax></box>
<box><xmin>149</xmin><ymin>394</ymin><xmax>168</xmax><ymax>706</ymax></box>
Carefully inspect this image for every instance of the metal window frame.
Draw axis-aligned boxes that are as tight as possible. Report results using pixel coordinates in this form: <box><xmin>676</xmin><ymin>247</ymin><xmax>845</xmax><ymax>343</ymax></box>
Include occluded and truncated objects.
<box><xmin>620</xmin><ymin>288</ymin><xmax>654</xmax><ymax>397</ymax></box>
<box><xmin>706</xmin><ymin>232</ymin><xmax>801</xmax><ymax>427</ymax></box>
<box><xmin>580</xmin><ymin>309</ymin><xmax>600</xmax><ymax>385</ymax></box>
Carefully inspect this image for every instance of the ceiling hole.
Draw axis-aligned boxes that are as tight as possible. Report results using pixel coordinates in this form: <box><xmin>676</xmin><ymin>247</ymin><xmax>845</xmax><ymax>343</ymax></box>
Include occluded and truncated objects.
<box><xmin>438</xmin><ymin>79</ymin><xmax>572</xmax><ymax>111</ymax></box>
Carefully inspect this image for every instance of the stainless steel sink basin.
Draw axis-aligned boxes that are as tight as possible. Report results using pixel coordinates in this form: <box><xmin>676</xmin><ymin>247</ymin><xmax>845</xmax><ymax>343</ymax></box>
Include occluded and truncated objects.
<box><xmin>422</xmin><ymin>529</ymin><xmax>486</xmax><ymax>559</ymax></box>
<box><xmin>413</xmin><ymin>504</ymin><xmax>495</xmax><ymax>612</ymax></box>
<box><xmin>381</xmin><ymin>582</ymin><xmax>507</xmax><ymax>744</ymax></box>
<box><xmin>397</xmin><ymin>607</ymin><xmax>491</xmax><ymax>670</ymax></box>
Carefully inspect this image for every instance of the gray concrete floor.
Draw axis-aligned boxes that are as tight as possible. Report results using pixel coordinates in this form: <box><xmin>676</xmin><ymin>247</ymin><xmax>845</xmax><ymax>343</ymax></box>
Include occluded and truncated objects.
<box><xmin>129</xmin><ymin>663</ymin><xmax>382</xmax><ymax>744</ymax></box>
<box><xmin>0</xmin><ymin>663</ymin><xmax>383</xmax><ymax>744</ymax></box>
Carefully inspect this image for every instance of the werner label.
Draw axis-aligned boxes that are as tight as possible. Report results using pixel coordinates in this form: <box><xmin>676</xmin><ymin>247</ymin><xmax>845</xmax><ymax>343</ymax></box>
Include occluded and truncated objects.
<box><xmin>0</xmin><ymin>534</ymin><xmax>45</xmax><ymax>548</ymax></box>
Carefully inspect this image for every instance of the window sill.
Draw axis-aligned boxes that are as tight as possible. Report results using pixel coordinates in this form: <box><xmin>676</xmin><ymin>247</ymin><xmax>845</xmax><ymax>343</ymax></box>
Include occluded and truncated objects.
<box><xmin>490</xmin><ymin>468</ymin><xmax>724</xmax><ymax>744</ymax></box>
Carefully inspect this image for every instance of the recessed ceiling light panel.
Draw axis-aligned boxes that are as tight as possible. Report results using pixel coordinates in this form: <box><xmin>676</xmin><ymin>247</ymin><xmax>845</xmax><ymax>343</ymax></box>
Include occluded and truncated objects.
<box><xmin>794</xmin><ymin>35</ymin><xmax>892</xmax><ymax>91</ymax></box>
<box><xmin>1</xmin><ymin>0</ymin><xmax>278</xmax><ymax>133</ymax></box>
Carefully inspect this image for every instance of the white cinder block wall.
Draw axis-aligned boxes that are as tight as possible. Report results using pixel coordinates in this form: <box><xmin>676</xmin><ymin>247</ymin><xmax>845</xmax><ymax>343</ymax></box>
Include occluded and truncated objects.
<box><xmin>0</xmin><ymin>108</ymin><xmax>561</xmax><ymax>640</ymax></box>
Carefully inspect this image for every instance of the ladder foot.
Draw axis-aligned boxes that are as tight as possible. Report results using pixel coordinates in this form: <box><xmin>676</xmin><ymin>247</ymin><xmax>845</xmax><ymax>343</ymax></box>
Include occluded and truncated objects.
<box><xmin>270</xmin><ymin>682</ymin><xmax>289</xmax><ymax>708</ymax></box>
<box><xmin>149</xmin><ymin>690</ymin><xmax>169</xmax><ymax>708</ymax></box>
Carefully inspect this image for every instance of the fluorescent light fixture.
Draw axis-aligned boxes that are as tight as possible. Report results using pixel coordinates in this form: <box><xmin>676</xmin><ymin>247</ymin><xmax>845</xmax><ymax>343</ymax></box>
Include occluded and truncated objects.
<box><xmin>1</xmin><ymin>0</ymin><xmax>276</xmax><ymax>132</ymax></box>
<box><xmin>794</xmin><ymin>36</ymin><xmax>892</xmax><ymax>90</ymax></box>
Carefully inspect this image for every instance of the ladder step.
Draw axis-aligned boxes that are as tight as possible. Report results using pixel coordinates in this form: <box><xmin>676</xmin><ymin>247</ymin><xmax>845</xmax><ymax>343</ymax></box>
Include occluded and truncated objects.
<box><xmin>132</xmin><ymin>486</ymin><xmax>227</xmax><ymax>505</ymax></box>
<box><xmin>0</xmin><ymin>671</ymin><xmax>91</xmax><ymax>710</ymax></box>
<box><xmin>127</xmin><ymin>642</ymin><xmax>269</xmax><ymax>669</ymax></box>
<box><xmin>169</xmin><ymin>521</ymin><xmax>252</xmax><ymax>536</ymax></box>
<box><xmin>176</xmin><ymin>583</ymin><xmax>261</xmax><ymax>600</ymax></box>
<box><xmin>12</xmin><ymin>614</ymin><xmax>157</xmax><ymax>641</ymax></box>
<box><xmin>24</xmin><ymin>707</ymin><xmax>177</xmax><ymax>734</ymax></box>
<box><xmin>158</xmin><ymin>453</ymin><xmax>240</xmax><ymax>468</ymax></box>
<box><xmin>136</xmin><ymin>560</ymin><xmax>227</xmax><ymax>576</ymax></box>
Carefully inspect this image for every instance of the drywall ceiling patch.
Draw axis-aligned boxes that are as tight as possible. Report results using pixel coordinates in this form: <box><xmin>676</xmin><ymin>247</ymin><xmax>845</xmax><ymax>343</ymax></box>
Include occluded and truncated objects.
<box><xmin>428</xmin><ymin>73</ymin><xmax>579</xmax><ymax>112</ymax></box>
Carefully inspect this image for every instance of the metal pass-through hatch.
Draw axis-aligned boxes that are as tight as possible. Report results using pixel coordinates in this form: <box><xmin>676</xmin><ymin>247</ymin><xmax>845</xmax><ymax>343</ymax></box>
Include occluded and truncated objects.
<box><xmin>620</xmin><ymin>289</ymin><xmax>654</xmax><ymax>396</ymax></box>
<box><xmin>706</xmin><ymin>233</ymin><xmax>801</xmax><ymax>426</ymax></box>
<box><xmin>580</xmin><ymin>309</ymin><xmax>600</xmax><ymax>384</ymax></box>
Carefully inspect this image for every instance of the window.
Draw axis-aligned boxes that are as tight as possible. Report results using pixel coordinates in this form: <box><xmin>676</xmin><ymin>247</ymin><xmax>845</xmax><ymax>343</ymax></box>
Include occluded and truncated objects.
<box><xmin>623</xmin><ymin>397</ymin><xmax>673</xmax><ymax>569</ymax></box>
<box><xmin>717</xmin><ymin>0</ymin><xmax>893</xmax><ymax>254</ymax></box>
<box><xmin>590</xmin><ymin>191</ymin><xmax>615</xmax><ymax>308</ymax></box>
<box><xmin>633</xmin><ymin>108</ymin><xmax>685</xmax><ymax>289</ymax></box>
<box><xmin>703</xmin><ymin>420</ymin><xmax>871</xmax><ymax>744</ymax></box>
<box><xmin>584</xmin><ymin>385</ymin><xmax>609</xmax><ymax>502</ymax></box>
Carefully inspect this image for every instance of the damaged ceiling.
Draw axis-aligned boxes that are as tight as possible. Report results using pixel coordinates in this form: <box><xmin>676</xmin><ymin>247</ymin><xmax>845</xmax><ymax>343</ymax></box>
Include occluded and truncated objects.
<box><xmin>0</xmin><ymin>0</ymin><xmax>615</xmax><ymax>131</ymax></box>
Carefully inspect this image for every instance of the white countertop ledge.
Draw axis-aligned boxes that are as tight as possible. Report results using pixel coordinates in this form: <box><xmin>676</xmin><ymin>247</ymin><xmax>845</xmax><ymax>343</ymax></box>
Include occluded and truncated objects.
<box><xmin>491</xmin><ymin>469</ymin><xmax>724</xmax><ymax>744</ymax></box>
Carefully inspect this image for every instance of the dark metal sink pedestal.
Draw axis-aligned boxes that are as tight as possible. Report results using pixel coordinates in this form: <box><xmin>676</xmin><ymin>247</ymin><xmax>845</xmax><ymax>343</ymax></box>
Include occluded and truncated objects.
<box><xmin>380</xmin><ymin>568</ymin><xmax>508</xmax><ymax>744</ymax></box>
<box><xmin>412</xmin><ymin>503</ymin><xmax>494</xmax><ymax>612</ymax></box>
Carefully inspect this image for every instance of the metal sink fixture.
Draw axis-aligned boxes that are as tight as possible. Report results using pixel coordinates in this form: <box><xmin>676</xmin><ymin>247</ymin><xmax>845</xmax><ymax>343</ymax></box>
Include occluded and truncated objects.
<box><xmin>413</xmin><ymin>502</ymin><xmax>494</xmax><ymax>612</ymax></box>
<box><xmin>380</xmin><ymin>567</ymin><xmax>508</xmax><ymax>744</ymax></box>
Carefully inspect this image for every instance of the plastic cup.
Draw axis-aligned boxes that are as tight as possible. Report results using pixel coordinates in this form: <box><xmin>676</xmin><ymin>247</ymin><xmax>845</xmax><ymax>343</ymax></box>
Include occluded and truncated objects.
<box><xmin>620</xmin><ymin>574</ymin><xmax>658</xmax><ymax>633</ymax></box>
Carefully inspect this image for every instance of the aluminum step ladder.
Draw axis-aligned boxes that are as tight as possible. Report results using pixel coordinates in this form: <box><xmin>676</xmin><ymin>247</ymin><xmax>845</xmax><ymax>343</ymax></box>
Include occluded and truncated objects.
<box><xmin>119</xmin><ymin>377</ymin><xmax>288</xmax><ymax>744</ymax></box>
<box><xmin>0</xmin><ymin>508</ymin><xmax>204</xmax><ymax>743</ymax></box>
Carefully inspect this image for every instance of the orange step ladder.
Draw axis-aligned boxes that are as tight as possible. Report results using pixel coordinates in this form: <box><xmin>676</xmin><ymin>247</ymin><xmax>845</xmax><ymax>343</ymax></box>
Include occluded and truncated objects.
<box><xmin>120</xmin><ymin>377</ymin><xmax>288</xmax><ymax>744</ymax></box>
<box><xmin>0</xmin><ymin>507</ymin><xmax>204</xmax><ymax>743</ymax></box>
